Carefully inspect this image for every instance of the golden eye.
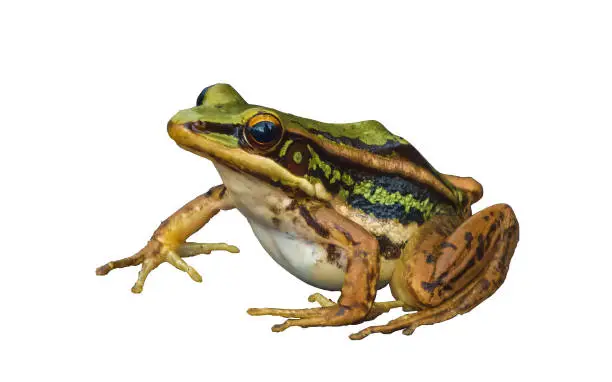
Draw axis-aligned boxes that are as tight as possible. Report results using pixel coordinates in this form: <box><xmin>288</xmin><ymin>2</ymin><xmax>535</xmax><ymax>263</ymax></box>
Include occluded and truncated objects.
<box><xmin>245</xmin><ymin>113</ymin><xmax>283</xmax><ymax>149</ymax></box>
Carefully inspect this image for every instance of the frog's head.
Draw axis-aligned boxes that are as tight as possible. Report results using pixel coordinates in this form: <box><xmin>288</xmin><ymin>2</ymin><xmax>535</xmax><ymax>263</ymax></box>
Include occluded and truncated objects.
<box><xmin>167</xmin><ymin>83</ymin><xmax>333</xmax><ymax>199</ymax></box>
<box><xmin>168</xmin><ymin>83</ymin><xmax>462</xmax><ymax>204</ymax></box>
<box><xmin>168</xmin><ymin>83</ymin><xmax>287</xmax><ymax>149</ymax></box>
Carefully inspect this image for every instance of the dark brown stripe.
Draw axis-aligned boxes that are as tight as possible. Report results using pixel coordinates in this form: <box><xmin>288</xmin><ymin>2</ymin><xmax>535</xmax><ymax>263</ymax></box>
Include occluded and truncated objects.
<box><xmin>476</xmin><ymin>234</ymin><xmax>485</xmax><ymax>261</ymax></box>
<box><xmin>421</xmin><ymin>271</ymin><xmax>449</xmax><ymax>293</ymax></box>
<box><xmin>464</xmin><ymin>231</ymin><xmax>473</xmax><ymax>250</ymax></box>
<box><xmin>271</xmin><ymin>217</ymin><xmax>280</xmax><ymax>228</ymax></box>
<box><xmin>449</xmin><ymin>257</ymin><xmax>476</xmax><ymax>284</ymax></box>
<box><xmin>334</xmin><ymin>224</ymin><xmax>357</xmax><ymax>245</ymax></box>
<box><xmin>440</xmin><ymin>241</ymin><xmax>457</xmax><ymax>250</ymax></box>
<box><xmin>299</xmin><ymin>206</ymin><xmax>330</xmax><ymax>238</ymax></box>
<box><xmin>326</xmin><ymin>244</ymin><xmax>343</xmax><ymax>268</ymax></box>
<box><xmin>376</xmin><ymin>235</ymin><xmax>402</xmax><ymax>259</ymax></box>
<box><xmin>187</xmin><ymin>121</ymin><xmax>240</xmax><ymax>138</ymax></box>
<box><xmin>286</xmin><ymin>200</ymin><xmax>299</xmax><ymax>211</ymax></box>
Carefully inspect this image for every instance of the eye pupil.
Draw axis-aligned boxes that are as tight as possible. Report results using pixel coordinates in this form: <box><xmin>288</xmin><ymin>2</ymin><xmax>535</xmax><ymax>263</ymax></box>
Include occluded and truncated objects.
<box><xmin>250</xmin><ymin>121</ymin><xmax>281</xmax><ymax>143</ymax></box>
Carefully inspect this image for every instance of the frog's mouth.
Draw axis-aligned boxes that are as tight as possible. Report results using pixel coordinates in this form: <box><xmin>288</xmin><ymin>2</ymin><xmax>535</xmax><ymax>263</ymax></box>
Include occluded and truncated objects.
<box><xmin>167</xmin><ymin>120</ymin><xmax>332</xmax><ymax>201</ymax></box>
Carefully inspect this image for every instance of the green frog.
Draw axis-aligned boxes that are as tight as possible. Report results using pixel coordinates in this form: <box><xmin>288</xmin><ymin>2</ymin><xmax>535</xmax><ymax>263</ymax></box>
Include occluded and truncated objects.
<box><xmin>96</xmin><ymin>84</ymin><xmax>519</xmax><ymax>339</ymax></box>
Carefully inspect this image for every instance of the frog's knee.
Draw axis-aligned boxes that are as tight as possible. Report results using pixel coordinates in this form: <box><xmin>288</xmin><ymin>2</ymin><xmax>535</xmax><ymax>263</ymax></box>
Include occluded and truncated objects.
<box><xmin>494</xmin><ymin>204</ymin><xmax>518</xmax><ymax>231</ymax></box>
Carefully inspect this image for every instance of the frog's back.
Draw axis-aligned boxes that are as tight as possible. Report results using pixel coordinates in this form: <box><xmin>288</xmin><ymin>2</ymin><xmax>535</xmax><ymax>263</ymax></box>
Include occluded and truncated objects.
<box><xmin>286</xmin><ymin>115</ymin><xmax>446</xmax><ymax>176</ymax></box>
<box><xmin>283</xmin><ymin>115</ymin><xmax>461</xmax><ymax>226</ymax></box>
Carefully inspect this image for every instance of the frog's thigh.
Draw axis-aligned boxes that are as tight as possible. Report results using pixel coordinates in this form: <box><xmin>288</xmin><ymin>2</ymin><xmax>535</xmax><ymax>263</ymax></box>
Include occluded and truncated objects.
<box><xmin>351</xmin><ymin>204</ymin><xmax>519</xmax><ymax>339</ymax></box>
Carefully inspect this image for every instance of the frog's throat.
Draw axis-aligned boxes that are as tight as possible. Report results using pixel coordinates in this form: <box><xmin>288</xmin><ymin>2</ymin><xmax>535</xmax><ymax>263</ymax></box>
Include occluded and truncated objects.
<box><xmin>168</xmin><ymin>122</ymin><xmax>332</xmax><ymax>201</ymax></box>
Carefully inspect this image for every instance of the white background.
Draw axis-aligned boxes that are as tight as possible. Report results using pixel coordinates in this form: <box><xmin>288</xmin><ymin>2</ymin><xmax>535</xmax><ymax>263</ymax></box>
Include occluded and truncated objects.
<box><xmin>1</xmin><ymin>1</ymin><xmax>610</xmax><ymax>381</ymax></box>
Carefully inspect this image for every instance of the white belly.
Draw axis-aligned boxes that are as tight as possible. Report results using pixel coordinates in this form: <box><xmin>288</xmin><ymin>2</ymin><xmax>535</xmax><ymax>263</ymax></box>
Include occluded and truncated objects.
<box><xmin>249</xmin><ymin>220</ymin><xmax>346</xmax><ymax>290</ymax></box>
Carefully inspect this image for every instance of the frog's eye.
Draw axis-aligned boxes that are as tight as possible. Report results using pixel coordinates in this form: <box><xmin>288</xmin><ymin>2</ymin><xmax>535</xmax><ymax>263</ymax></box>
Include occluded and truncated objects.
<box><xmin>196</xmin><ymin>86</ymin><xmax>211</xmax><ymax>106</ymax></box>
<box><xmin>244</xmin><ymin>113</ymin><xmax>283</xmax><ymax>149</ymax></box>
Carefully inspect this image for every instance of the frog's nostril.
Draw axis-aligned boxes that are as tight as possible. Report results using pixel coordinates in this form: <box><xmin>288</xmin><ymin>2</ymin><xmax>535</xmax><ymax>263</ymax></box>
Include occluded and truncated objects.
<box><xmin>184</xmin><ymin>120</ymin><xmax>207</xmax><ymax>133</ymax></box>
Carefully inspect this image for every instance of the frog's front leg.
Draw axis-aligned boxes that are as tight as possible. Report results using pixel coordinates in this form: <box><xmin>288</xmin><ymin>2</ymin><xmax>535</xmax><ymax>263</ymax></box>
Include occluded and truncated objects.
<box><xmin>247</xmin><ymin>204</ymin><xmax>380</xmax><ymax>332</ymax></box>
<box><xmin>350</xmin><ymin>204</ymin><xmax>519</xmax><ymax>339</ymax></box>
<box><xmin>96</xmin><ymin>184</ymin><xmax>239</xmax><ymax>293</ymax></box>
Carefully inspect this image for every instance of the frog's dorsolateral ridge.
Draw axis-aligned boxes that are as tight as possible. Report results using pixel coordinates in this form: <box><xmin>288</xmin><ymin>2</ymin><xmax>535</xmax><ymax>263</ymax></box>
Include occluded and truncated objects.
<box><xmin>97</xmin><ymin>84</ymin><xmax>519</xmax><ymax>339</ymax></box>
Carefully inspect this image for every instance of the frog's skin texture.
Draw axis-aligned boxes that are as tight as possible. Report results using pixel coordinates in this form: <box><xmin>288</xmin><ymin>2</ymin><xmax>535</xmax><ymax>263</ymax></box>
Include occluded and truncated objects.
<box><xmin>97</xmin><ymin>84</ymin><xmax>519</xmax><ymax>339</ymax></box>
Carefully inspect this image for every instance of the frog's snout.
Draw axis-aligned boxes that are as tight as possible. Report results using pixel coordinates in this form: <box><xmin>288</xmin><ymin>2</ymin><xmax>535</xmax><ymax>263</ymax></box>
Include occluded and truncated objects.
<box><xmin>168</xmin><ymin>118</ymin><xmax>209</xmax><ymax>134</ymax></box>
<box><xmin>167</xmin><ymin>119</ymin><xmax>187</xmax><ymax>143</ymax></box>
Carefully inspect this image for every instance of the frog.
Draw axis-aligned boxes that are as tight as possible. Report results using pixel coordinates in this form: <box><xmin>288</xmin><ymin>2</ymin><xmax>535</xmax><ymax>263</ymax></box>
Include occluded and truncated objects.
<box><xmin>96</xmin><ymin>84</ymin><xmax>519</xmax><ymax>339</ymax></box>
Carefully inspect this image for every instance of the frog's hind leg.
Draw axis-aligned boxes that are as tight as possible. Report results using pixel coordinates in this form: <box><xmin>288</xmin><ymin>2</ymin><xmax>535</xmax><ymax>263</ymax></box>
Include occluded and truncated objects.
<box><xmin>350</xmin><ymin>204</ymin><xmax>519</xmax><ymax>340</ymax></box>
<box><xmin>307</xmin><ymin>293</ymin><xmax>410</xmax><ymax>321</ymax></box>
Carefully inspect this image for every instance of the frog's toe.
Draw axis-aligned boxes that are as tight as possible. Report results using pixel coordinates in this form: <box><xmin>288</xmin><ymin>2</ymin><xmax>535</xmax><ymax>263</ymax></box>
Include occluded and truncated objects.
<box><xmin>307</xmin><ymin>293</ymin><xmax>335</xmax><ymax>307</ymax></box>
<box><xmin>248</xmin><ymin>293</ymin><xmax>339</xmax><ymax>316</ymax></box>
<box><xmin>166</xmin><ymin>251</ymin><xmax>203</xmax><ymax>282</ymax></box>
<box><xmin>348</xmin><ymin>317</ymin><xmax>416</xmax><ymax>340</ymax></box>
<box><xmin>269</xmin><ymin>315</ymin><xmax>337</xmax><ymax>332</ymax></box>
<box><xmin>247</xmin><ymin>306</ymin><xmax>333</xmax><ymax>319</ymax></box>
<box><xmin>177</xmin><ymin>242</ymin><xmax>239</xmax><ymax>257</ymax></box>
<box><xmin>131</xmin><ymin>257</ymin><xmax>162</xmax><ymax>294</ymax></box>
<box><xmin>96</xmin><ymin>252</ymin><xmax>144</xmax><ymax>276</ymax></box>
